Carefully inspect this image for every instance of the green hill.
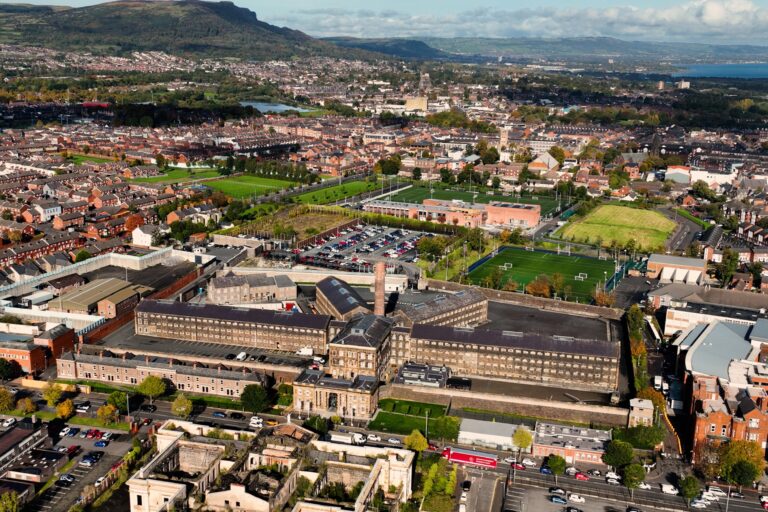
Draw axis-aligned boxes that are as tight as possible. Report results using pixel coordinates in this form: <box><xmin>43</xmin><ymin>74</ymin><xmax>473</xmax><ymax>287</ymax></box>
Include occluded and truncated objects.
<box><xmin>0</xmin><ymin>0</ymin><xmax>376</xmax><ymax>60</ymax></box>
<box><xmin>322</xmin><ymin>37</ymin><xmax>452</xmax><ymax>60</ymax></box>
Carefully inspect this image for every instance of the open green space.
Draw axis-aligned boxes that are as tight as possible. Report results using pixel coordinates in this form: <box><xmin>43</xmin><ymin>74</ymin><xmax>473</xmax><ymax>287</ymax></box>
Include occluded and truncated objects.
<box><xmin>558</xmin><ymin>204</ymin><xmax>676</xmax><ymax>251</ymax></box>
<box><xmin>206</xmin><ymin>175</ymin><xmax>295</xmax><ymax>198</ymax></box>
<box><xmin>378</xmin><ymin>398</ymin><xmax>446</xmax><ymax>418</ymax></box>
<box><xmin>130</xmin><ymin>167</ymin><xmax>221</xmax><ymax>184</ymax></box>
<box><xmin>67</xmin><ymin>154</ymin><xmax>116</xmax><ymax>165</ymax></box>
<box><xmin>675</xmin><ymin>208</ymin><xmax>710</xmax><ymax>229</ymax></box>
<box><xmin>295</xmin><ymin>180</ymin><xmax>379</xmax><ymax>204</ymax></box>
<box><xmin>467</xmin><ymin>247</ymin><xmax>616</xmax><ymax>302</ymax></box>
<box><xmin>388</xmin><ymin>185</ymin><xmax>562</xmax><ymax>216</ymax></box>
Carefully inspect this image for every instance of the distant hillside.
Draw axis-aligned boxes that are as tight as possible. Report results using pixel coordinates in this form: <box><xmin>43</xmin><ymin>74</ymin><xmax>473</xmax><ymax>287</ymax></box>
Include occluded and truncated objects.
<box><xmin>420</xmin><ymin>36</ymin><xmax>768</xmax><ymax>62</ymax></box>
<box><xmin>323</xmin><ymin>37</ymin><xmax>452</xmax><ymax>60</ymax></box>
<box><xmin>0</xmin><ymin>0</ymin><xmax>376</xmax><ymax>60</ymax></box>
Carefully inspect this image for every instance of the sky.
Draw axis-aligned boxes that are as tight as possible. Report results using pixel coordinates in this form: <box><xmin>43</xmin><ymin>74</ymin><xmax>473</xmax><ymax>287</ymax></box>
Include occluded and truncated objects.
<box><xmin>12</xmin><ymin>0</ymin><xmax>768</xmax><ymax>44</ymax></box>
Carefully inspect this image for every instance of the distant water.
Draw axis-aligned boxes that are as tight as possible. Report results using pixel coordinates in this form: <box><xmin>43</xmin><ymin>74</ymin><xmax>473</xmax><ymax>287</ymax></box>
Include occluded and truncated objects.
<box><xmin>672</xmin><ymin>63</ymin><xmax>768</xmax><ymax>79</ymax></box>
<box><xmin>240</xmin><ymin>101</ymin><xmax>312</xmax><ymax>113</ymax></box>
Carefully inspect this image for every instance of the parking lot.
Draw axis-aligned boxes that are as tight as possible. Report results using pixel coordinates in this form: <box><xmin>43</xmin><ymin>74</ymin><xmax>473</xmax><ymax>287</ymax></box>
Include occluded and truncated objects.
<box><xmin>28</xmin><ymin>426</ymin><xmax>133</xmax><ymax>512</ymax></box>
<box><xmin>299</xmin><ymin>225</ymin><xmax>429</xmax><ymax>270</ymax></box>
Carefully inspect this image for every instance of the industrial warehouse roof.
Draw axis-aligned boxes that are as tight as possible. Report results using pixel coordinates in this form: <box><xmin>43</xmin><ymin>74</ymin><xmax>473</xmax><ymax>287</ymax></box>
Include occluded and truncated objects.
<box><xmin>315</xmin><ymin>276</ymin><xmax>370</xmax><ymax>315</ymax></box>
<box><xmin>136</xmin><ymin>299</ymin><xmax>331</xmax><ymax>330</ymax></box>
<box><xmin>49</xmin><ymin>278</ymin><xmax>136</xmax><ymax>311</ymax></box>
<box><xmin>649</xmin><ymin>283</ymin><xmax>768</xmax><ymax>312</ymax></box>
<box><xmin>408</xmin><ymin>324</ymin><xmax>618</xmax><ymax>358</ymax></box>
<box><xmin>98</xmin><ymin>287</ymin><xmax>139</xmax><ymax>305</ymax></box>
<box><xmin>459</xmin><ymin>418</ymin><xmax>520</xmax><ymax>438</ymax></box>
<box><xmin>534</xmin><ymin>421</ymin><xmax>611</xmax><ymax>453</ymax></box>
<box><xmin>648</xmin><ymin>254</ymin><xmax>707</xmax><ymax>269</ymax></box>
<box><xmin>210</xmin><ymin>273</ymin><xmax>295</xmax><ymax>290</ymax></box>
<box><xmin>683</xmin><ymin>321</ymin><xmax>754</xmax><ymax>380</ymax></box>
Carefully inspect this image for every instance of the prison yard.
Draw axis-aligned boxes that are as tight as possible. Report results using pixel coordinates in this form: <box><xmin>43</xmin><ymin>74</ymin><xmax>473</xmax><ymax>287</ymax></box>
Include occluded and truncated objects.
<box><xmin>368</xmin><ymin>399</ymin><xmax>459</xmax><ymax>440</ymax></box>
<box><xmin>557</xmin><ymin>204</ymin><xmax>676</xmax><ymax>251</ymax></box>
<box><xmin>129</xmin><ymin>167</ymin><xmax>222</xmax><ymax>183</ymax></box>
<box><xmin>468</xmin><ymin>247</ymin><xmax>617</xmax><ymax>303</ymax></box>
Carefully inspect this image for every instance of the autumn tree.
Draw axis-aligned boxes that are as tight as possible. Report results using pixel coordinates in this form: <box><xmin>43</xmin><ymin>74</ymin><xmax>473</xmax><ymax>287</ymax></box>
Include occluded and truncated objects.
<box><xmin>15</xmin><ymin>397</ymin><xmax>36</xmax><ymax>414</ymax></box>
<box><xmin>42</xmin><ymin>381</ymin><xmax>63</xmax><ymax>407</ymax></box>
<box><xmin>513</xmin><ymin>427</ymin><xmax>533</xmax><ymax>458</ymax></box>
<box><xmin>593</xmin><ymin>289</ymin><xmax>616</xmax><ymax>307</ymax></box>
<box><xmin>137</xmin><ymin>376</ymin><xmax>167</xmax><ymax>405</ymax></box>
<box><xmin>56</xmin><ymin>399</ymin><xmax>74</xmax><ymax>419</ymax></box>
<box><xmin>97</xmin><ymin>404</ymin><xmax>119</xmax><ymax>425</ymax></box>
<box><xmin>0</xmin><ymin>492</ymin><xmax>19</xmax><ymax>512</ymax></box>
<box><xmin>172</xmin><ymin>393</ymin><xmax>193</xmax><ymax>419</ymax></box>
<box><xmin>404</xmin><ymin>430</ymin><xmax>429</xmax><ymax>452</ymax></box>
<box><xmin>0</xmin><ymin>389</ymin><xmax>13</xmax><ymax>413</ymax></box>
<box><xmin>525</xmin><ymin>274</ymin><xmax>551</xmax><ymax>297</ymax></box>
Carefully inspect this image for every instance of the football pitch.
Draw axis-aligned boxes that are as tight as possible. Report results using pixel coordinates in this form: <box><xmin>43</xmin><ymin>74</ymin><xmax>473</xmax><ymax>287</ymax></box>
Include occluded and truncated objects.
<box><xmin>468</xmin><ymin>247</ymin><xmax>616</xmax><ymax>302</ymax></box>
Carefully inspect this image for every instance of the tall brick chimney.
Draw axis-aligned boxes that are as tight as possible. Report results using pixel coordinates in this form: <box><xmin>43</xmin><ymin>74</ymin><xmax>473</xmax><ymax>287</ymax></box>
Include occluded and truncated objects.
<box><xmin>374</xmin><ymin>261</ymin><xmax>386</xmax><ymax>316</ymax></box>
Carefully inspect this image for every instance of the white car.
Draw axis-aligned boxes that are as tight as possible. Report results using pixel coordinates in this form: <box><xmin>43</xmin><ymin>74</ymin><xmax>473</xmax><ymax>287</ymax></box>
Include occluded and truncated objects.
<box><xmin>60</xmin><ymin>427</ymin><xmax>71</xmax><ymax>437</ymax></box>
<box><xmin>503</xmin><ymin>457</ymin><xmax>517</xmax><ymax>464</ymax></box>
<box><xmin>707</xmin><ymin>487</ymin><xmax>727</xmax><ymax>497</ymax></box>
<box><xmin>460</xmin><ymin>492</ymin><xmax>468</xmax><ymax>503</ymax></box>
<box><xmin>366</xmin><ymin>434</ymin><xmax>381</xmax><ymax>442</ymax></box>
<box><xmin>605</xmin><ymin>471</ymin><xmax>621</xmax><ymax>480</ymax></box>
<box><xmin>387</xmin><ymin>438</ymin><xmax>401</xmax><ymax>445</ymax></box>
<box><xmin>522</xmin><ymin>458</ymin><xmax>536</xmax><ymax>467</ymax></box>
<box><xmin>691</xmin><ymin>500</ymin><xmax>708</xmax><ymax>509</ymax></box>
<box><xmin>701</xmin><ymin>492</ymin><xmax>719</xmax><ymax>502</ymax></box>
<box><xmin>1</xmin><ymin>418</ymin><xmax>15</xmax><ymax>428</ymax></box>
<box><xmin>760</xmin><ymin>495</ymin><xmax>768</xmax><ymax>504</ymax></box>
<box><xmin>568</xmin><ymin>494</ymin><xmax>585</xmax><ymax>504</ymax></box>
<box><xmin>660</xmin><ymin>484</ymin><xmax>679</xmax><ymax>495</ymax></box>
<box><xmin>638</xmin><ymin>482</ymin><xmax>652</xmax><ymax>490</ymax></box>
<box><xmin>606</xmin><ymin>478</ymin><xmax>621</xmax><ymax>486</ymax></box>
<box><xmin>565</xmin><ymin>467</ymin><xmax>578</xmax><ymax>476</ymax></box>
<box><xmin>95</xmin><ymin>476</ymin><xmax>106</xmax><ymax>487</ymax></box>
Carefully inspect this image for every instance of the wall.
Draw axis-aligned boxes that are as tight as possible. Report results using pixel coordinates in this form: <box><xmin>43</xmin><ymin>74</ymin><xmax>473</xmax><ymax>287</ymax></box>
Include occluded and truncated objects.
<box><xmin>227</xmin><ymin>267</ymin><xmax>408</xmax><ymax>291</ymax></box>
<box><xmin>380</xmin><ymin>384</ymin><xmax>629</xmax><ymax>426</ymax></box>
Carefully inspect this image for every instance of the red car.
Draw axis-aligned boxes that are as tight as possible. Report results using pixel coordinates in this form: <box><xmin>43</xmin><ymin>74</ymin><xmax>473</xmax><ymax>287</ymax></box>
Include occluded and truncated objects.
<box><xmin>86</xmin><ymin>429</ymin><xmax>99</xmax><ymax>439</ymax></box>
<box><xmin>93</xmin><ymin>431</ymin><xmax>104</xmax><ymax>440</ymax></box>
<box><xmin>512</xmin><ymin>463</ymin><xmax>526</xmax><ymax>470</ymax></box>
<box><xmin>762</xmin><ymin>502</ymin><xmax>768</xmax><ymax>511</ymax></box>
<box><xmin>575</xmin><ymin>472</ymin><xmax>590</xmax><ymax>481</ymax></box>
<box><xmin>428</xmin><ymin>443</ymin><xmax>439</xmax><ymax>451</ymax></box>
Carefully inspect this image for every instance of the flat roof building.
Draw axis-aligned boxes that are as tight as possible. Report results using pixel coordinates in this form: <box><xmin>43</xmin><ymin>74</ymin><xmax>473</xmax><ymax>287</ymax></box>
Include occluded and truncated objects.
<box><xmin>532</xmin><ymin>421</ymin><xmax>611</xmax><ymax>465</ymax></box>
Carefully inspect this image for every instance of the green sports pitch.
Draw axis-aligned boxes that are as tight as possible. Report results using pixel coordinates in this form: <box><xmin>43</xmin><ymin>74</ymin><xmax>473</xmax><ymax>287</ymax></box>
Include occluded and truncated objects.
<box><xmin>387</xmin><ymin>186</ymin><xmax>562</xmax><ymax>216</ymax></box>
<box><xmin>468</xmin><ymin>247</ymin><xmax>616</xmax><ymax>302</ymax></box>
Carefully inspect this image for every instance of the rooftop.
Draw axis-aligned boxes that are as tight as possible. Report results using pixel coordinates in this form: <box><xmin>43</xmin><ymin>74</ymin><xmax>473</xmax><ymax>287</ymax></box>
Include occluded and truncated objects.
<box><xmin>534</xmin><ymin>421</ymin><xmax>611</xmax><ymax>453</ymax></box>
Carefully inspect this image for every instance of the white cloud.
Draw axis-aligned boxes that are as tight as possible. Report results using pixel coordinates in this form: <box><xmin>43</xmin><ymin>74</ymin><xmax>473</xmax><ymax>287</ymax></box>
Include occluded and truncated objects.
<box><xmin>267</xmin><ymin>0</ymin><xmax>768</xmax><ymax>44</ymax></box>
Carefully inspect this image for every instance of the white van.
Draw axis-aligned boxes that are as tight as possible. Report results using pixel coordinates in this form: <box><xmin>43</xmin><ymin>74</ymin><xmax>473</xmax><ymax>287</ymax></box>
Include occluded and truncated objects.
<box><xmin>236</xmin><ymin>351</ymin><xmax>248</xmax><ymax>361</ymax></box>
<box><xmin>249</xmin><ymin>416</ymin><xmax>263</xmax><ymax>429</ymax></box>
<box><xmin>661</xmin><ymin>484</ymin><xmax>679</xmax><ymax>495</ymax></box>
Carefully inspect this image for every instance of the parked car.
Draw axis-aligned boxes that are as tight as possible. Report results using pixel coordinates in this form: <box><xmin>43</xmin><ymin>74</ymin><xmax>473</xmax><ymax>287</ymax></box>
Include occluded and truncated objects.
<box><xmin>540</xmin><ymin>466</ymin><xmax>553</xmax><ymax>475</ymax></box>
<box><xmin>638</xmin><ymin>482</ymin><xmax>652</xmax><ymax>490</ymax></box>
<box><xmin>367</xmin><ymin>434</ymin><xmax>381</xmax><ymax>442</ymax></box>
<box><xmin>568</xmin><ymin>495</ymin><xmax>585</xmax><ymax>504</ymax></box>
<box><xmin>565</xmin><ymin>467</ymin><xmax>578</xmax><ymax>476</ymax></box>
<box><xmin>549</xmin><ymin>487</ymin><xmax>566</xmax><ymax>496</ymax></box>
<box><xmin>230</xmin><ymin>412</ymin><xmax>245</xmax><ymax>420</ymax></box>
<box><xmin>60</xmin><ymin>474</ymin><xmax>75</xmax><ymax>483</ymax></box>
<box><xmin>94</xmin><ymin>440</ymin><xmax>109</xmax><ymax>448</ymax></box>
<box><xmin>512</xmin><ymin>463</ymin><xmax>526</xmax><ymax>470</ymax></box>
<box><xmin>605</xmin><ymin>471</ymin><xmax>621</xmax><ymax>480</ymax></box>
<box><xmin>522</xmin><ymin>458</ymin><xmax>536</xmax><ymax>467</ymax></box>
<box><xmin>1</xmin><ymin>418</ymin><xmax>15</xmax><ymax>428</ymax></box>
<box><xmin>95</xmin><ymin>476</ymin><xmax>106</xmax><ymax>487</ymax></box>
<box><xmin>606</xmin><ymin>478</ymin><xmax>621</xmax><ymax>486</ymax></box>
<box><xmin>427</xmin><ymin>443</ymin><xmax>439</xmax><ymax>451</ymax></box>
<box><xmin>101</xmin><ymin>432</ymin><xmax>113</xmax><ymax>441</ymax></box>
<box><xmin>55</xmin><ymin>479</ymin><xmax>72</xmax><ymax>488</ymax></box>
<box><xmin>692</xmin><ymin>499</ymin><xmax>709</xmax><ymax>508</ymax></box>
<box><xmin>59</xmin><ymin>427</ymin><xmax>71</xmax><ymax>437</ymax></box>
<box><xmin>707</xmin><ymin>487</ymin><xmax>727</xmax><ymax>497</ymax></box>
<box><xmin>587</xmin><ymin>469</ymin><xmax>602</xmax><ymax>477</ymax></box>
<box><xmin>575</xmin><ymin>472</ymin><xmax>589</xmax><ymax>481</ymax></box>
<box><xmin>67</xmin><ymin>427</ymin><xmax>80</xmax><ymax>437</ymax></box>
<box><xmin>212</xmin><ymin>411</ymin><xmax>227</xmax><ymax>419</ymax></box>
<box><xmin>139</xmin><ymin>404</ymin><xmax>156</xmax><ymax>413</ymax></box>
<box><xmin>627</xmin><ymin>507</ymin><xmax>642</xmax><ymax>512</ymax></box>
<box><xmin>462</xmin><ymin>481</ymin><xmax>471</xmax><ymax>492</ymax></box>
<box><xmin>387</xmin><ymin>438</ymin><xmax>400</xmax><ymax>445</ymax></box>
<box><xmin>565</xmin><ymin>507</ymin><xmax>582</xmax><ymax>512</ymax></box>
<box><xmin>730</xmin><ymin>491</ymin><xmax>744</xmax><ymax>499</ymax></box>
<box><xmin>549</xmin><ymin>496</ymin><xmax>567</xmax><ymax>505</ymax></box>
<box><xmin>504</xmin><ymin>457</ymin><xmax>517</xmax><ymax>464</ymax></box>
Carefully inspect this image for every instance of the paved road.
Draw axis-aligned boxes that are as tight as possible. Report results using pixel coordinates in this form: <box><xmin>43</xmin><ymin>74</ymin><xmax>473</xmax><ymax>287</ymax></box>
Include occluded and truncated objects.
<box><xmin>662</xmin><ymin>207</ymin><xmax>703</xmax><ymax>253</ymax></box>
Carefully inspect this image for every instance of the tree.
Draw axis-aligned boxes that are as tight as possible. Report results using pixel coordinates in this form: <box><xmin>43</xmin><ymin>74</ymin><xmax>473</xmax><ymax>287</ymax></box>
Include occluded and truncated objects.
<box><xmin>137</xmin><ymin>376</ymin><xmax>167</xmax><ymax>405</ymax></box>
<box><xmin>97</xmin><ymin>404</ymin><xmax>118</xmax><ymax>425</ymax></box>
<box><xmin>155</xmin><ymin>154</ymin><xmax>166</xmax><ymax>168</ymax></box>
<box><xmin>171</xmin><ymin>393</ymin><xmax>193</xmax><ymax>419</ymax></box>
<box><xmin>694</xmin><ymin>440</ymin><xmax>722</xmax><ymax>481</ymax></box>
<box><xmin>0</xmin><ymin>389</ymin><xmax>13</xmax><ymax>413</ymax></box>
<box><xmin>726</xmin><ymin>459</ymin><xmax>760</xmax><ymax>490</ymax></box>
<box><xmin>717</xmin><ymin>247</ymin><xmax>739</xmax><ymax>285</ymax></box>
<box><xmin>404</xmin><ymin>429</ymin><xmax>429</xmax><ymax>452</ymax></box>
<box><xmin>602</xmin><ymin>440</ymin><xmax>634</xmax><ymax>469</ymax></box>
<box><xmin>7</xmin><ymin>231</ymin><xmax>21</xmax><ymax>244</ymax></box>
<box><xmin>0</xmin><ymin>359</ymin><xmax>21</xmax><ymax>381</ymax></box>
<box><xmin>593</xmin><ymin>289</ymin><xmax>616</xmax><ymax>307</ymax></box>
<box><xmin>303</xmin><ymin>415</ymin><xmax>329</xmax><ymax>435</ymax></box>
<box><xmin>551</xmin><ymin>273</ymin><xmax>565</xmax><ymax>297</ymax></box>
<box><xmin>42</xmin><ymin>381</ymin><xmax>63</xmax><ymax>407</ymax></box>
<box><xmin>492</xmin><ymin>176</ymin><xmax>501</xmax><ymax>189</ymax></box>
<box><xmin>622</xmin><ymin>463</ymin><xmax>646</xmax><ymax>496</ymax></box>
<box><xmin>56</xmin><ymin>399</ymin><xmax>74</xmax><ymax>419</ymax></box>
<box><xmin>107</xmin><ymin>391</ymin><xmax>128</xmax><ymax>414</ymax></box>
<box><xmin>719</xmin><ymin>440</ymin><xmax>765</xmax><ymax>479</ymax></box>
<box><xmin>241</xmin><ymin>384</ymin><xmax>269</xmax><ymax>413</ymax></box>
<box><xmin>620</xmin><ymin>425</ymin><xmax>665</xmax><ymax>449</ymax></box>
<box><xmin>547</xmin><ymin>454</ymin><xmax>566</xmax><ymax>483</ymax></box>
<box><xmin>525</xmin><ymin>274</ymin><xmax>551</xmax><ymax>298</ymax></box>
<box><xmin>15</xmin><ymin>397</ymin><xmax>36</xmax><ymax>414</ymax></box>
<box><xmin>548</xmin><ymin>146</ymin><xmax>566</xmax><ymax>166</ymax></box>
<box><xmin>74</xmin><ymin>250</ymin><xmax>92</xmax><ymax>263</ymax></box>
<box><xmin>0</xmin><ymin>492</ymin><xmax>19</xmax><ymax>512</ymax></box>
<box><xmin>412</xmin><ymin>167</ymin><xmax>422</xmax><ymax>181</ymax></box>
<box><xmin>679</xmin><ymin>475</ymin><xmax>700</xmax><ymax>504</ymax></box>
<box><xmin>513</xmin><ymin>427</ymin><xmax>533</xmax><ymax>457</ymax></box>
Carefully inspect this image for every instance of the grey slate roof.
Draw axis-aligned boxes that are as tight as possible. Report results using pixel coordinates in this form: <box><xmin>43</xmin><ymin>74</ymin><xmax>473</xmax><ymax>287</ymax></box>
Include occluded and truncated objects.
<box><xmin>316</xmin><ymin>276</ymin><xmax>370</xmax><ymax>315</ymax></box>
<box><xmin>331</xmin><ymin>314</ymin><xmax>393</xmax><ymax>348</ymax></box>
<box><xmin>136</xmin><ymin>299</ymin><xmax>331</xmax><ymax>330</ymax></box>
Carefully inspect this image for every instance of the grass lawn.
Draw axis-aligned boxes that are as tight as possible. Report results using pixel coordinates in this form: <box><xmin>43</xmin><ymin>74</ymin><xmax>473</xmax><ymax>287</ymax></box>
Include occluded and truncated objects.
<box><xmin>8</xmin><ymin>408</ymin><xmax>131</xmax><ymax>431</ymax></box>
<box><xmin>67</xmin><ymin>154</ymin><xmax>116</xmax><ymax>165</ymax></box>
<box><xmin>559</xmin><ymin>204</ymin><xmax>676</xmax><ymax>251</ymax></box>
<box><xmin>378</xmin><ymin>399</ymin><xmax>446</xmax><ymax>418</ymax></box>
<box><xmin>368</xmin><ymin>411</ymin><xmax>434</xmax><ymax>435</ymax></box>
<box><xmin>130</xmin><ymin>168</ymin><xmax>221</xmax><ymax>184</ymax></box>
<box><xmin>295</xmin><ymin>180</ymin><xmax>379</xmax><ymax>204</ymax></box>
<box><xmin>388</xmin><ymin>185</ymin><xmax>562</xmax><ymax>216</ymax></box>
<box><xmin>206</xmin><ymin>175</ymin><xmax>295</xmax><ymax>199</ymax></box>
<box><xmin>467</xmin><ymin>247</ymin><xmax>616</xmax><ymax>302</ymax></box>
